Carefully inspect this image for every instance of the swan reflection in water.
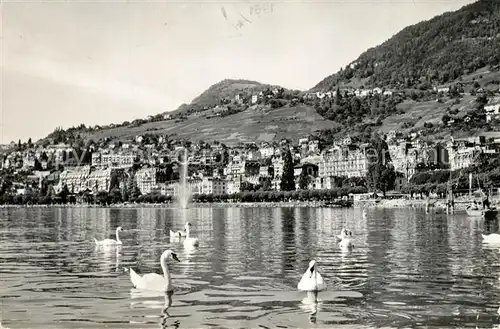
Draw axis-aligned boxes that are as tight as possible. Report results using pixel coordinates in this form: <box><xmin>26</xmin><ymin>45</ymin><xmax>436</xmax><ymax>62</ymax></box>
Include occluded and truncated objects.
<box><xmin>94</xmin><ymin>244</ymin><xmax>121</xmax><ymax>272</ymax></box>
<box><xmin>161</xmin><ymin>291</ymin><xmax>176</xmax><ymax>328</ymax></box>
<box><xmin>299</xmin><ymin>290</ymin><xmax>320</xmax><ymax>323</ymax></box>
<box><xmin>129</xmin><ymin>289</ymin><xmax>179</xmax><ymax>328</ymax></box>
<box><xmin>183</xmin><ymin>243</ymin><xmax>198</xmax><ymax>255</ymax></box>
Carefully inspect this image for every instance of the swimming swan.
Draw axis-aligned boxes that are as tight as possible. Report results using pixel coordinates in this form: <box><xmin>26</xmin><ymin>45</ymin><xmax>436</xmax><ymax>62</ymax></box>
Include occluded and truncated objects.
<box><xmin>482</xmin><ymin>233</ymin><xmax>500</xmax><ymax>244</ymax></box>
<box><xmin>336</xmin><ymin>228</ymin><xmax>352</xmax><ymax>241</ymax></box>
<box><xmin>339</xmin><ymin>236</ymin><xmax>354</xmax><ymax>250</ymax></box>
<box><xmin>297</xmin><ymin>260</ymin><xmax>326</xmax><ymax>292</ymax></box>
<box><xmin>169</xmin><ymin>228</ymin><xmax>186</xmax><ymax>238</ymax></box>
<box><xmin>183</xmin><ymin>222</ymin><xmax>199</xmax><ymax>248</ymax></box>
<box><xmin>94</xmin><ymin>226</ymin><xmax>123</xmax><ymax>246</ymax></box>
<box><xmin>129</xmin><ymin>250</ymin><xmax>180</xmax><ymax>292</ymax></box>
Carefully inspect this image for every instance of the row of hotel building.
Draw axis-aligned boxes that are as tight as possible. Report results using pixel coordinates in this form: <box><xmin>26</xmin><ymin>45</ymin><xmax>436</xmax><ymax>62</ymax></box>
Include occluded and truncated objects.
<box><xmin>15</xmin><ymin>134</ymin><xmax>495</xmax><ymax>197</ymax></box>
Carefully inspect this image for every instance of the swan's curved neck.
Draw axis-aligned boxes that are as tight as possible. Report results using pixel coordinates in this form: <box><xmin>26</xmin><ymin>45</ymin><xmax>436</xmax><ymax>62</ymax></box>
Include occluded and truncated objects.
<box><xmin>185</xmin><ymin>226</ymin><xmax>191</xmax><ymax>238</ymax></box>
<box><xmin>115</xmin><ymin>229</ymin><xmax>121</xmax><ymax>243</ymax></box>
<box><xmin>160</xmin><ymin>256</ymin><xmax>171</xmax><ymax>283</ymax></box>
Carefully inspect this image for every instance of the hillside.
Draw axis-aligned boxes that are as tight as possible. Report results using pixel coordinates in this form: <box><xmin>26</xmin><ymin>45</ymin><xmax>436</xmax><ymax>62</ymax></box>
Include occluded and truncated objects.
<box><xmin>313</xmin><ymin>0</ymin><xmax>500</xmax><ymax>91</ymax></box>
<box><xmin>83</xmin><ymin>103</ymin><xmax>335</xmax><ymax>145</ymax></box>
<box><xmin>302</xmin><ymin>0</ymin><xmax>500</xmax><ymax>143</ymax></box>
<box><xmin>307</xmin><ymin>66</ymin><xmax>500</xmax><ymax>143</ymax></box>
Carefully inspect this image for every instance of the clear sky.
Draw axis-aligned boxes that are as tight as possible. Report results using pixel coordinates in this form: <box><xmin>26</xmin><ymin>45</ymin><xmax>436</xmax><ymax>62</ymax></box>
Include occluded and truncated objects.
<box><xmin>0</xmin><ymin>0</ymin><xmax>475</xmax><ymax>144</ymax></box>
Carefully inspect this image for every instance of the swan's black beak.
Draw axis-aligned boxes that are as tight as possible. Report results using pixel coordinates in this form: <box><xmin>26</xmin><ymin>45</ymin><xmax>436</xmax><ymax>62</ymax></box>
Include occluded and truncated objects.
<box><xmin>309</xmin><ymin>265</ymin><xmax>315</xmax><ymax>278</ymax></box>
<box><xmin>171</xmin><ymin>253</ymin><xmax>180</xmax><ymax>262</ymax></box>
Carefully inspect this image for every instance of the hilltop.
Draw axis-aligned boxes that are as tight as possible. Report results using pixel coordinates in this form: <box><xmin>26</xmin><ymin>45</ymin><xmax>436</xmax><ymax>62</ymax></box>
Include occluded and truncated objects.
<box><xmin>169</xmin><ymin>79</ymin><xmax>289</xmax><ymax>115</ymax></box>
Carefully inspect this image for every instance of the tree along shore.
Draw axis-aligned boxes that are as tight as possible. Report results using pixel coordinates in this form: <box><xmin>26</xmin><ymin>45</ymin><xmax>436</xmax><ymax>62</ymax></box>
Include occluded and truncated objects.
<box><xmin>0</xmin><ymin>187</ymin><xmax>365</xmax><ymax>206</ymax></box>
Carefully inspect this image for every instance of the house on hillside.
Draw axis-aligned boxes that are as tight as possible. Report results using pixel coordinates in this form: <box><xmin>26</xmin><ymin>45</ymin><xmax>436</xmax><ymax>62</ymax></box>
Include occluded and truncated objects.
<box><xmin>298</xmin><ymin>138</ymin><xmax>308</xmax><ymax>145</ymax></box>
<box><xmin>235</xmin><ymin>94</ymin><xmax>242</xmax><ymax>104</ymax></box>
<box><xmin>259</xmin><ymin>143</ymin><xmax>275</xmax><ymax>158</ymax></box>
<box><xmin>316</xmin><ymin>92</ymin><xmax>326</xmax><ymax>99</ymax></box>
<box><xmin>308</xmin><ymin>140</ymin><xmax>320</xmax><ymax>153</ymax></box>
<box><xmin>485</xmin><ymin>98</ymin><xmax>500</xmax><ymax>123</ymax></box>
<box><xmin>434</xmin><ymin>86</ymin><xmax>450</xmax><ymax>93</ymax></box>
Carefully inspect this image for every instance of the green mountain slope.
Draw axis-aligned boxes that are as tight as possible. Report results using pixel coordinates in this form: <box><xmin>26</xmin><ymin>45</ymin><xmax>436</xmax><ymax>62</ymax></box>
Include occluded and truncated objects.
<box><xmin>313</xmin><ymin>0</ymin><xmax>500</xmax><ymax>91</ymax></box>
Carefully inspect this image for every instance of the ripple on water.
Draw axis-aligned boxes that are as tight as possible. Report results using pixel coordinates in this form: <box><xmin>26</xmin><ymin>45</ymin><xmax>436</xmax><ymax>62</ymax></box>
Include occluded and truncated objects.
<box><xmin>1</xmin><ymin>207</ymin><xmax>499</xmax><ymax>328</ymax></box>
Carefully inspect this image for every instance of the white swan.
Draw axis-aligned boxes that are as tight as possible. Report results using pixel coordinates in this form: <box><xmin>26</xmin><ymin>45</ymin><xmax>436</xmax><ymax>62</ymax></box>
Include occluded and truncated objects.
<box><xmin>482</xmin><ymin>233</ymin><xmax>500</xmax><ymax>244</ymax></box>
<box><xmin>94</xmin><ymin>226</ymin><xmax>123</xmax><ymax>246</ymax></box>
<box><xmin>339</xmin><ymin>236</ymin><xmax>354</xmax><ymax>250</ymax></box>
<box><xmin>183</xmin><ymin>222</ymin><xmax>199</xmax><ymax>248</ymax></box>
<box><xmin>169</xmin><ymin>228</ymin><xmax>186</xmax><ymax>238</ymax></box>
<box><xmin>336</xmin><ymin>228</ymin><xmax>350</xmax><ymax>241</ymax></box>
<box><xmin>297</xmin><ymin>260</ymin><xmax>326</xmax><ymax>292</ymax></box>
<box><xmin>129</xmin><ymin>249</ymin><xmax>180</xmax><ymax>292</ymax></box>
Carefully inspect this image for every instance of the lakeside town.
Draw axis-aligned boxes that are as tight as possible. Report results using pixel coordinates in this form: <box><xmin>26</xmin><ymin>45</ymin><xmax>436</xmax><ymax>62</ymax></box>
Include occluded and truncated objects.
<box><xmin>2</xmin><ymin>72</ymin><xmax>500</xmax><ymax>207</ymax></box>
<box><xmin>1</xmin><ymin>116</ymin><xmax>499</xmax><ymax>206</ymax></box>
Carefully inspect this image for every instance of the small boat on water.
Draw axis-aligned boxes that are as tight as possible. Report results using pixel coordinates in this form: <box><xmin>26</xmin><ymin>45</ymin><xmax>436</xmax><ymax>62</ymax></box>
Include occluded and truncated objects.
<box><xmin>322</xmin><ymin>200</ymin><xmax>353</xmax><ymax>208</ymax></box>
<box><xmin>466</xmin><ymin>207</ymin><xmax>498</xmax><ymax>219</ymax></box>
<box><xmin>462</xmin><ymin>172</ymin><xmax>497</xmax><ymax>219</ymax></box>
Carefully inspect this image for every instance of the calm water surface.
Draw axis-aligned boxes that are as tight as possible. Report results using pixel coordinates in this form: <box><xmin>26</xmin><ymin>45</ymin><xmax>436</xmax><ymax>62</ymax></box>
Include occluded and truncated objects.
<box><xmin>2</xmin><ymin>206</ymin><xmax>500</xmax><ymax>328</ymax></box>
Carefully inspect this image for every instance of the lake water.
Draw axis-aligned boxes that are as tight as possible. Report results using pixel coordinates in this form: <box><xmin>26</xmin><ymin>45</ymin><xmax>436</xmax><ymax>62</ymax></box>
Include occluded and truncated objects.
<box><xmin>1</xmin><ymin>206</ymin><xmax>500</xmax><ymax>329</ymax></box>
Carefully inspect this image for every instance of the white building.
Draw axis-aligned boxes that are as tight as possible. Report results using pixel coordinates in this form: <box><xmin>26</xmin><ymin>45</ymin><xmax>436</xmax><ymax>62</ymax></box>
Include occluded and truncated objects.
<box><xmin>259</xmin><ymin>143</ymin><xmax>275</xmax><ymax>158</ymax></box>
<box><xmin>200</xmin><ymin>177</ymin><xmax>227</xmax><ymax>195</ymax></box>
<box><xmin>318</xmin><ymin>145</ymin><xmax>368</xmax><ymax>178</ymax></box>
<box><xmin>271</xmin><ymin>156</ymin><xmax>284</xmax><ymax>179</ymax></box>
<box><xmin>57</xmin><ymin>165</ymin><xmax>91</xmax><ymax>194</ymax></box>
<box><xmin>135</xmin><ymin>168</ymin><xmax>157</xmax><ymax>194</ymax></box>
<box><xmin>92</xmin><ymin>151</ymin><xmax>135</xmax><ymax>169</ymax></box>
<box><xmin>315</xmin><ymin>176</ymin><xmax>338</xmax><ymax>190</ymax></box>
<box><xmin>87</xmin><ymin>168</ymin><xmax>113</xmax><ymax>193</ymax></box>
<box><xmin>227</xmin><ymin>179</ymin><xmax>240</xmax><ymax>194</ymax></box>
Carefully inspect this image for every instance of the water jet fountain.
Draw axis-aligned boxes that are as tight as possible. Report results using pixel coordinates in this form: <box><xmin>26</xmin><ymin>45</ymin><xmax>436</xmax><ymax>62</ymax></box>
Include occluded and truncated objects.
<box><xmin>176</xmin><ymin>148</ymin><xmax>192</xmax><ymax>209</ymax></box>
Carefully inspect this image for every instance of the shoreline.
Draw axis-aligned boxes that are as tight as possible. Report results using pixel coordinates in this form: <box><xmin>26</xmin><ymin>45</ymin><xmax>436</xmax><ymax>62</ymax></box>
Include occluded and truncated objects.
<box><xmin>1</xmin><ymin>197</ymin><xmax>498</xmax><ymax>210</ymax></box>
<box><xmin>0</xmin><ymin>201</ymin><xmax>332</xmax><ymax>209</ymax></box>
<box><xmin>355</xmin><ymin>196</ymin><xmax>500</xmax><ymax>211</ymax></box>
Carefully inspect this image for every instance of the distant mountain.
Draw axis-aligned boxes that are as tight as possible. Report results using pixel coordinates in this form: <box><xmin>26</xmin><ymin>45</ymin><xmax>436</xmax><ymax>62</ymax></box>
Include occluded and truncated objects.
<box><xmin>313</xmin><ymin>0</ymin><xmax>500</xmax><ymax>91</ymax></box>
<box><xmin>169</xmin><ymin>79</ymin><xmax>289</xmax><ymax>115</ymax></box>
